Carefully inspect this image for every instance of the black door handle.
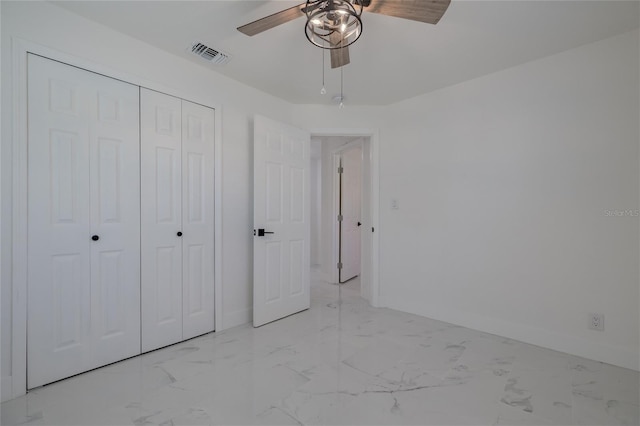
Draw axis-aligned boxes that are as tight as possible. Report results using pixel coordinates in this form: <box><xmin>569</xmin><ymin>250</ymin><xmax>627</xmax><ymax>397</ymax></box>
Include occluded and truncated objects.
<box><xmin>177</xmin><ymin>231</ymin><xmax>183</xmax><ymax>237</ymax></box>
<box><xmin>257</xmin><ymin>228</ymin><xmax>274</xmax><ymax>237</ymax></box>
<box><xmin>357</xmin><ymin>222</ymin><xmax>362</xmax><ymax>227</ymax></box>
<box><xmin>91</xmin><ymin>235</ymin><xmax>99</xmax><ymax>241</ymax></box>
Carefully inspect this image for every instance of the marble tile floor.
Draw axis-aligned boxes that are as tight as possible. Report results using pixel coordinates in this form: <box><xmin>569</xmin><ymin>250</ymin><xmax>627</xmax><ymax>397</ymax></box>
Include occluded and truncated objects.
<box><xmin>2</xmin><ymin>273</ymin><xmax>638</xmax><ymax>426</ymax></box>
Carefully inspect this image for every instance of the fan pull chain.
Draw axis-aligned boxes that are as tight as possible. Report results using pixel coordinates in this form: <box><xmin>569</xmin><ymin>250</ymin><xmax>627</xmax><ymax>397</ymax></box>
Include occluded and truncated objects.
<box><xmin>320</xmin><ymin>49</ymin><xmax>326</xmax><ymax>95</ymax></box>
<box><xmin>339</xmin><ymin>66</ymin><xmax>344</xmax><ymax>108</ymax></box>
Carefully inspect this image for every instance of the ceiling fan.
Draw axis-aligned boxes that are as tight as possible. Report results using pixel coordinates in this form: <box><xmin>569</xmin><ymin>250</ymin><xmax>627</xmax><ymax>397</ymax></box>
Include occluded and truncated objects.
<box><xmin>238</xmin><ymin>0</ymin><xmax>451</xmax><ymax>69</ymax></box>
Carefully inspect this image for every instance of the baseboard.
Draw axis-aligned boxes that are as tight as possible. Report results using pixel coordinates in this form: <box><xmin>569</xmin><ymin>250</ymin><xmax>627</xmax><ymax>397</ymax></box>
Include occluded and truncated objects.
<box><xmin>385</xmin><ymin>299</ymin><xmax>639</xmax><ymax>372</ymax></box>
<box><xmin>222</xmin><ymin>307</ymin><xmax>252</xmax><ymax>331</ymax></box>
<box><xmin>1</xmin><ymin>375</ymin><xmax>13</xmax><ymax>402</ymax></box>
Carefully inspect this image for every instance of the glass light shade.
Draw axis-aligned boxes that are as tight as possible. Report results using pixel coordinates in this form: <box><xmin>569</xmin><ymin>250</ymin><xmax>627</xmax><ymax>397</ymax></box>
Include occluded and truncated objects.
<box><xmin>305</xmin><ymin>0</ymin><xmax>363</xmax><ymax>49</ymax></box>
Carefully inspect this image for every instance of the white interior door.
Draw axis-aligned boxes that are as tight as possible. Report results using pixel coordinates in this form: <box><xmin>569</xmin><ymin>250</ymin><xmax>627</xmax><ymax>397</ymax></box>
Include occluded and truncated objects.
<box><xmin>181</xmin><ymin>100</ymin><xmax>215</xmax><ymax>339</ymax></box>
<box><xmin>27</xmin><ymin>54</ymin><xmax>140</xmax><ymax>388</ymax></box>
<box><xmin>253</xmin><ymin>115</ymin><xmax>310</xmax><ymax>327</ymax></box>
<box><xmin>339</xmin><ymin>145</ymin><xmax>362</xmax><ymax>283</ymax></box>
<box><xmin>141</xmin><ymin>89</ymin><xmax>183</xmax><ymax>352</ymax></box>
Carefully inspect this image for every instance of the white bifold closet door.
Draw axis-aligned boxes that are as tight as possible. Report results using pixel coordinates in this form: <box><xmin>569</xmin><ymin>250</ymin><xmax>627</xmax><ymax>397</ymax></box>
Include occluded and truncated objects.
<box><xmin>27</xmin><ymin>54</ymin><xmax>141</xmax><ymax>389</ymax></box>
<box><xmin>141</xmin><ymin>89</ymin><xmax>215</xmax><ymax>352</ymax></box>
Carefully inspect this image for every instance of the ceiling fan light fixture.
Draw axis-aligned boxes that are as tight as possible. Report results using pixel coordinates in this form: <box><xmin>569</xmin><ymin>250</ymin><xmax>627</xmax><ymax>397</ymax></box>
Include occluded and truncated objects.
<box><xmin>305</xmin><ymin>0</ymin><xmax>363</xmax><ymax>49</ymax></box>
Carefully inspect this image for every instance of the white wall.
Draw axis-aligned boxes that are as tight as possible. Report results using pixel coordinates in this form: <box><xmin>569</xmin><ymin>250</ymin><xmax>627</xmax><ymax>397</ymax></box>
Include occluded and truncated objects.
<box><xmin>378</xmin><ymin>30</ymin><xmax>639</xmax><ymax>370</ymax></box>
<box><xmin>0</xmin><ymin>0</ymin><xmax>294</xmax><ymax>400</ymax></box>
<box><xmin>293</xmin><ymin>30</ymin><xmax>640</xmax><ymax>371</ymax></box>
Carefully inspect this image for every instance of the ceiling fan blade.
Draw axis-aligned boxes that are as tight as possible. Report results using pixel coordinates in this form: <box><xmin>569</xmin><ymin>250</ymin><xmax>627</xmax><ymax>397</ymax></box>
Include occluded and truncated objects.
<box><xmin>365</xmin><ymin>0</ymin><xmax>451</xmax><ymax>25</ymax></box>
<box><xmin>329</xmin><ymin>32</ymin><xmax>350</xmax><ymax>68</ymax></box>
<box><xmin>237</xmin><ymin>3</ymin><xmax>306</xmax><ymax>36</ymax></box>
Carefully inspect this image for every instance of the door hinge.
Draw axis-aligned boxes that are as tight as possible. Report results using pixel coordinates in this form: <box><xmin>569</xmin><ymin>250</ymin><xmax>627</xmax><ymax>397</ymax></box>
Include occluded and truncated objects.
<box><xmin>337</xmin><ymin>214</ymin><xmax>343</xmax><ymax>222</ymax></box>
<box><xmin>337</xmin><ymin>262</ymin><xmax>343</xmax><ymax>269</ymax></box>
<box><xmin>338</xmin><ymin>166</ymin><xmax>344</xmax><ymax>174</ymax></box>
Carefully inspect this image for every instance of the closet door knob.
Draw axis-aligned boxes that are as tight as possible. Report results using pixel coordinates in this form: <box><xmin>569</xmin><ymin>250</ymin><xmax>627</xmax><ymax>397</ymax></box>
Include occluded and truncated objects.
<box><xmin>91</xmin><ymin>235</ymin><xmax>99</xmax><ymax>241</ymax></box>
<box><xmin>177</xmin><ymin>231</ymin><xmax>183</xmax><ymax>237</ymax></box>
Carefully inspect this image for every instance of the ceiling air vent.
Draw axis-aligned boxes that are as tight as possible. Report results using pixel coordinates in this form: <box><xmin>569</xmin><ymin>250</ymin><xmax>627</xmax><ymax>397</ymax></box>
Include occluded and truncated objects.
<box><xmin>189</xmin><ymin>42</ymin><xmax>231</xmax><ymax>65</ymax></box>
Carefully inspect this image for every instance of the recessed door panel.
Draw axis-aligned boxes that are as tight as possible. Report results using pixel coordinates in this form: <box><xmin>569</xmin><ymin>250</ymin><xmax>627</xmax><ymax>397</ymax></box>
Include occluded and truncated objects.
<box><xmin>155</xmin><ymin>106</ymin><xmax>178</xmax><ymax>136</ymax></box>
<box><xmin>50</xmin><ymin>130</ymin><xmax>81</xmax><ymax>224</ymax></box>
<box><xmin>266</xmin><ymin>162</ymin><xmax>283</xmax><ymax>223</ymax></box>
<box><xmin>97</xmin><ymin>250</ymin><xmax>124</xmax><ymax>339</ymax></box>
<box><xmin>187</xmin><ymin>115</ymin><xmax>203</xmax><ymax>140</ymax></box>
<box><xmin>185</xmin><ymin>244</ymin><xmax>204</xmax><ymax>315</ymax></box>
<box><xmin>97</xmin><ymin>138</ymin><xmax>122</xmax><ymax>224</ymax></box>
<box><xmin>290</xmin><ymin>137</ymin><xmax>304</xmax><ymax>161</ymax></box>
<box><xmin>97</xmin><ymin>92</ymin><xmax>120</xmax><ymax>122</ymax></box>
<box><xmin>155</xmin><ymin>147</ymin><xmax>178</xmax><ymax>223</ymax></box>
<box><xmin>156</xmin><ymin>246</ymin><xmax>178</xmax><ymax>323</ymax></box>
<box><xmin>187</xmin><ymin>153</ymin><xmax>204</xmax><ymax>223</ymax></box>
<box><xmin>267</xmin><ymin>132</ymin><xmax>282</xmax><ymax>153</ymax></box>
<box><xmin>49</xmin><ymin>78</ymin><xmax>77</xmax><ymax>115</ymax></box>
<box><xmin>290</xmin><ymin>167</ymin><xmax>304</xmax><ymax>223</ymax></box>
<box><xmin>51</xmin><ymin>254</ymin><xmax>84</xmax><ymax>350</ymax></box>
<box><xmin>289</xmin><ymin>240</ymin><xmax>304</xmax><ymax>296</ymax></box>
<box><xmin>265</xmin><ymin>242</ymin><xmax>283</xmax><ymax>303</ymax></box>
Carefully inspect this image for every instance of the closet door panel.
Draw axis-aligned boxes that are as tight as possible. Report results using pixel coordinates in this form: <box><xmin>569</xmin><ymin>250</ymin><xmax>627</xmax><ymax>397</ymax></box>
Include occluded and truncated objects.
<box><xmin>90</xmin><ymin>79</ymin><xmax>141</xmax><ymax>364</ymax></box>
<box><xmin>181</xmin><ymin>101</ymin><xmax>215</xmax><ymax>339</ymax></box>
<box><xmin>27</xmin><ymin>55</ymin><xmax>140</xmax><ymax>388</ymax></box>
<box><xmin>141</xmin><ymin>89</ymin><xmax>183</xmax><ymax>352</ymax></box>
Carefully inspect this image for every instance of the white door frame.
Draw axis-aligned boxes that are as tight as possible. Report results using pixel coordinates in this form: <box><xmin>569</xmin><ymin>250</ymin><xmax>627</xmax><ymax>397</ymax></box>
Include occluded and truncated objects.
<box><xmin>310</xmin><ymin>128</ymin><xmax>380</xmax><ymax>308</ymax></box>
<box><xmin>7</xmin><ymin>38</ymin><xmax>223</xmax><ymax>400</ymax></box>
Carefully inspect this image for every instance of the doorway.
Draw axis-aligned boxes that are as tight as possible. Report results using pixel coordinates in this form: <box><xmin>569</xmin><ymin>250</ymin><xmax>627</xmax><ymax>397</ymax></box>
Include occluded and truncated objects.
<box><xmin>251</xmin><ymin>120</ymin><xmax>380</xmax><ymax>328</ymax></box>
<box><xmin>309</xmin><ymin>135</ymin><xmax>374</xmax><ymax>303</ymax></box>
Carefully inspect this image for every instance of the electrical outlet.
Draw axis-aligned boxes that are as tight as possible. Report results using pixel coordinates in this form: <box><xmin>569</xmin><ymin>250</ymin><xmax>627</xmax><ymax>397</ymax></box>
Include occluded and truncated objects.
<box><xmin>588</xmin><ymin>313</ymin><xmax>604</xmax><ymax>331</ymax></box>
<box><xmin>391</xmin><ymin>199</ymin><xmax>399</xmax><ymax>210</ymax></box>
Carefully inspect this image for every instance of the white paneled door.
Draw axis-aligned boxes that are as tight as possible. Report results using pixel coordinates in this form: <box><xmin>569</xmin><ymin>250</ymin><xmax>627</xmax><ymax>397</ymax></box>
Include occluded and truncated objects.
<box><xmin>27</xmin><ymin>54</ymin><xmax>141</xmax><ymax>388</ymax></box>
<box><xmin>181</xmin><ymin>100</ymin><xmax>215</xmax><ymax>340</ymax></box>
<box><xmin>253</xmin><ymin>116</ymin><xmax>310</xmax><ymax>327</ymax></box>
<box><xmin>141</xmin><ymin>89</ymin><xmax>215</xmax><ymax>351</ymax></box>
<box><xmin>339</xmin><ymin>145</ymin><xmax>362</xmax><ymax>283</ymax></box>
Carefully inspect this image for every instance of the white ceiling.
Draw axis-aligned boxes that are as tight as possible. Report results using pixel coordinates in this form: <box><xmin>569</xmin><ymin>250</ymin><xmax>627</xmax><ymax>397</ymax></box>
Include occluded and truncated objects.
<box><xmin>53</xmin><ymin>0</ymin><xmax>639</xmax><ymax>106</ymax></box>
